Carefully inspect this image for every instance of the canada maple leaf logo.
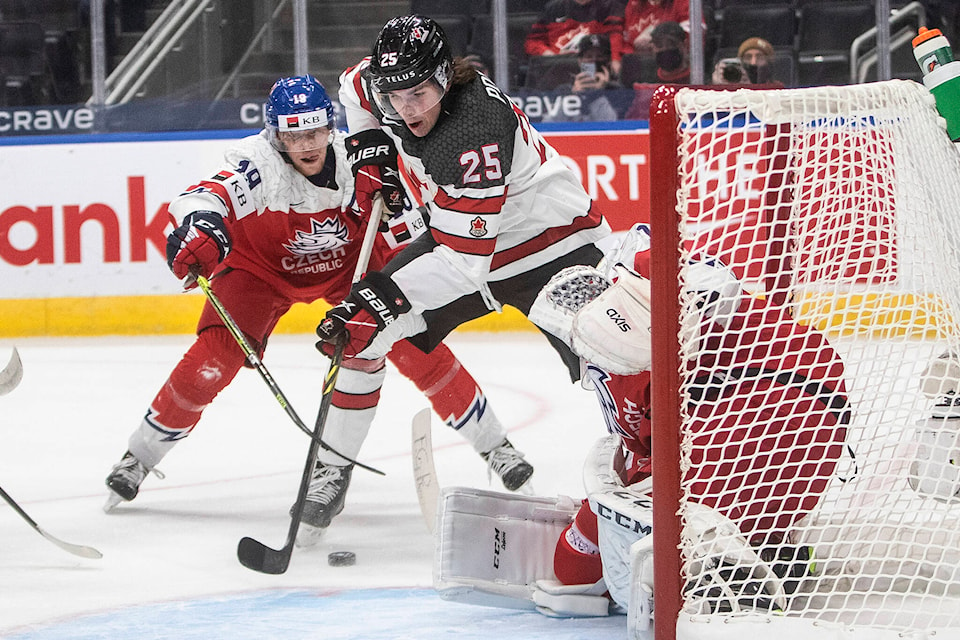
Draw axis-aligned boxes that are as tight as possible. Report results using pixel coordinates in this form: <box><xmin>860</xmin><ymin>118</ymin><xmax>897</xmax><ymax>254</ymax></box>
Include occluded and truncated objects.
<box><xmin>469</xmin><ymin>216</ymin><xmax>487</xmax><ymax>238</ymax></box>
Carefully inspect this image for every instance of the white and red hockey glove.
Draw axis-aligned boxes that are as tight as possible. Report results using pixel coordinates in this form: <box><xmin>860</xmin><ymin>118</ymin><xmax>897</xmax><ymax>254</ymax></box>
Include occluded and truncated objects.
<box><xmin>166</xmin><ymin>210</ymin><xmax>230</xmax><ymax>286</ymax></box>
<box><xmin>346</xmin><ymin>129</ymin><xmax>407</xmax><ymax>217</ymax></box>
<box><xmin>316</xmin><ymin>271</ymin><xmax>411</xmax><ymax>358</ymax></box>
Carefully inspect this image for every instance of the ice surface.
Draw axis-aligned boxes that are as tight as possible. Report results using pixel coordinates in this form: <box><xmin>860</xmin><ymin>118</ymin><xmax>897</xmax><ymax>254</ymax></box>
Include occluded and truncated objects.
<box><xmin>0</xmin><ymin>333</ymin><xmax>625</xmax><ymax>638</ymax></box>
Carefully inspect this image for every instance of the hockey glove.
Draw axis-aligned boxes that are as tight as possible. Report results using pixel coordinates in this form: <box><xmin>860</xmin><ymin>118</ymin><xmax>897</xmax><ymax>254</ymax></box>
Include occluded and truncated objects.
<box><xmin>166</xmin><ymin>210</ymin><xmax>231</xmax><ymax>285</ymax></box>
<box><xmin>346</xmin><ymin>129</ymin><xmax>407</xmax><ymax>216</ymax></box>
<box><xmin>316</xmin><ymin>271</ymin><xmax>411</xmax><ymax>358</ymax></box>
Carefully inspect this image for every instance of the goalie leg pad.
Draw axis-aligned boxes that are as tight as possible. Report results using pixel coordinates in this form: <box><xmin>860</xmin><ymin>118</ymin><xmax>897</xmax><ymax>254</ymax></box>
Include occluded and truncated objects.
<box><xmin>434</xmin><ymin>486</ymin><xmax>578</xmax><ymax>610</ymax></box>
<box><xmin>589</xmin><ymin>477</ymin><xmax>655</xmax><ymax>610</ymax></box>
<box><xmin>682</xmin><ymin>502</ymin><xmax>788</xmax><ymax>614</ymax></box>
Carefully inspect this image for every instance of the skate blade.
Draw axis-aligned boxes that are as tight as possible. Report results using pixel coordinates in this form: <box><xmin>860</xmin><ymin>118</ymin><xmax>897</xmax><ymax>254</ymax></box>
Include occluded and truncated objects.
<box><xmin>295</xmin><ymin>523</ymin><xmax>326</xmax><ymax>548</ymax></box>
<box><xmin>517</xmin><ymin>480</ymin><xmax>536</xmax><ymax>496</ymax></box>
<box><xmin>103</xmin><ymin>492</ymin><xmax>124</xmax><ymax>513</ymax></box>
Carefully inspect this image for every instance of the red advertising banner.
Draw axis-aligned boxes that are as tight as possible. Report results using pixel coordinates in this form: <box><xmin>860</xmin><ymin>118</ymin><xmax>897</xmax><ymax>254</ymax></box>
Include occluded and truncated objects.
<box><xmin>542</xmin><ymin>128</ymin><xmax>650</xmax><ymax>232</ymax></box>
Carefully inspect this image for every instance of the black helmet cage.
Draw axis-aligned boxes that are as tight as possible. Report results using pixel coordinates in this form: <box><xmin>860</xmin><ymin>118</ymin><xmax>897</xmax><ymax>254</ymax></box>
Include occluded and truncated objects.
<box><xmin>370</xmin><ymin>15</ymin><xmax>453</xmax><ymax>95</ymax></box>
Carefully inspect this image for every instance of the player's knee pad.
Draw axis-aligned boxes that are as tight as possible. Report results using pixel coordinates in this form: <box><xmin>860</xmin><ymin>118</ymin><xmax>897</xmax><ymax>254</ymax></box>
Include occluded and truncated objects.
<box><xmin>175</xmin><ymin>327</ymin><xmax>246</xmax><ymax>402</ymax></box>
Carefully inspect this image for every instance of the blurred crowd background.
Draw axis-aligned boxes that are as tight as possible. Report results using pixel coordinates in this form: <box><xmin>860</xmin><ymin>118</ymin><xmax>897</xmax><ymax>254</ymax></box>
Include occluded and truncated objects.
<box><xmin>0</xmin><ymin>0</ymin><xmax>956</xmax><ymax>131</ymax></box>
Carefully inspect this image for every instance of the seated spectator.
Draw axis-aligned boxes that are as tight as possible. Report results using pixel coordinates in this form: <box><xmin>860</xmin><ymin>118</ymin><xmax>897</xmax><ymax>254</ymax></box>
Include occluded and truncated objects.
<box><xmin>524</xmin><ymin>0</ymin><xmax>627</xmax><ymax>76</ymax></box>
<box><xmin>649</xmin><ymin>21</ymin><xmax>690</xmax><ymax>84</ymax></box>
<box><xmin>712</xmin><ymin>37</ymin><xmax>779</xmax><ymax>86</ymax></box>
<box><xmin>547</xmin><ymin>33</ymin><xmax>633</xmax><ymax>122</ymax></box>
<box><xmin>737</xmin><ymin>37</ymin><xmax>776</xmax><ymax>85</ymax></box>
<box><xmin>571</xmin><ymin>33</ymin><xmax>620</xmax><ymax>95</ymax></box>
<box><xmin>623</xmin><ymin>0</ymin><xmax>691</xmax><ymax>55</ymax></box>
<box><xmin>622</xmin><ymin>21</ymin><xmax>690</xmax><ymax>120</ymax></box>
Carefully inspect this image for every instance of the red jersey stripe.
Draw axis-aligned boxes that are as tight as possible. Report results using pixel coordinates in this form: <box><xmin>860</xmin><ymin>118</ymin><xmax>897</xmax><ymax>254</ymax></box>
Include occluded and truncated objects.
<box><xmin>434</xmin><ymin>188</ymin><xmax>506</xmax><ymax>215</ymax></box>
<box><xmin>491</xmin><ymin>204</ymin><xmax>605</xmax><ymax>270</ymax></box>
<box><xmin>430</xmin><ymin>227</ymin><xmax>497</xmax><ymax>256</ymax></box>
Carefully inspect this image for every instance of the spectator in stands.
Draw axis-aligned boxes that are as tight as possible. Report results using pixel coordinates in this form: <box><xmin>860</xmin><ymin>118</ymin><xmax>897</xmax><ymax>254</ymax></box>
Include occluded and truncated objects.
<box><xmin>524</xmin><ymin>0</ymin><xmax>627</xmax><ymax>76</ymax></box>
<box><xmin>547</xmin><ymin>33</ymin><xmax>632</xmax><ymax>121</ymax></box>
<box><xmin>622</xmin><ymin>21</ymin><xmax>689</xmax><ymax>120</ymax></box>
<box><xmin>649</xmin><ymin>21</ymin><xmax>690</xmax><ymax>83</ymax></box>
<box><xmin>712</xmin><ymin>37</ymin><xmax>779</xmax><ymax>86</ymax></box>
<box><xmin>737</xmin><ymin>37</ymin><xmax>776</xmax><ymax>85</ymax></box>
<box><xmin>622</xmin><ymin>0</ymin><xmax>691</xmax><ymax>55</ymax></box>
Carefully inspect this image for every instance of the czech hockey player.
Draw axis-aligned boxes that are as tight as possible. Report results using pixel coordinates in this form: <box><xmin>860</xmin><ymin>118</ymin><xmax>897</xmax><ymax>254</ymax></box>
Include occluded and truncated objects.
<box><xmin>104</xmin><ymin>75</ymin><xmax>534</xmax><ymax>527</ymax></box>
<box><xmin>532</xmin><ymin>223</ymin><xmax>850</xmax><ymax>618</ymax></box>
<box><xmin>432</xmin><ymin>224</ymin><xmax>850</xmax><ymax>628</ymax></box>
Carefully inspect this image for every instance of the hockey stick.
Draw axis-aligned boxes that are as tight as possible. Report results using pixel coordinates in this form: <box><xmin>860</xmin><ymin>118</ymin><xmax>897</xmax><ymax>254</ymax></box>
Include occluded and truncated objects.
<box><xmin>237</xmin><ymin>196</ymin><xmax>384</xmax><ymax>574</ymax></box>
<box><xmin>411</xmin><ymin>407</ymin><xmax>439</xmax><ymax>533</ymax></box>
<box><xmin>195</xmin><ymin>274</ymin><xmax>383</xmax><ymax>476</ymax></box>
<box><xmin>0</xmin><ymin>350</ymin><xmax>99</xmax><ymax>558</ymax></box>
<box><xmin>0</xmin><ymin>485</ymin><xmax>102</xmax><ymax>559</ymax></box>
<box><xmin>0</xmin><ymin>347</ymin><xmax>22</xmax><ymax>396</ymax></box>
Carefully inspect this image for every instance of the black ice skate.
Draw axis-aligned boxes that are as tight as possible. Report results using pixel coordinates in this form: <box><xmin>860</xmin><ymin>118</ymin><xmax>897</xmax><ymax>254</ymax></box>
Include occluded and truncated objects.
<box><xmin>481</xmin><ymin>439</ymin><xmax>534</xmax><ymax>492</ymax></box>
<box><xmin>299</xmin><ymin>462</ymin><xmax>354</xmax><ymax>529</ymax></box>
<box><xmin>104</xmin><ymin>451</ymin><xmax>159</xmax><ymax>512</ymax></box>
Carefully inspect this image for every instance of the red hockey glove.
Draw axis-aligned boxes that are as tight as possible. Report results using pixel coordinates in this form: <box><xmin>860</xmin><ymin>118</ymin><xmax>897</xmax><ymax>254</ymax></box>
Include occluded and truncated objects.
<box><xmin>316</xmin><ymin>271</ymin><xmax>411</xmax><ymax>358</ymax></box>
<box><xmin>346</xmin><ymin>129</ymin><xmax>407</xmax><ymax>217</ymax></box>
<box><xmin>166</xmin><ymin>211</ymin><xmax>231</xmax><ymax>285</ymax></box>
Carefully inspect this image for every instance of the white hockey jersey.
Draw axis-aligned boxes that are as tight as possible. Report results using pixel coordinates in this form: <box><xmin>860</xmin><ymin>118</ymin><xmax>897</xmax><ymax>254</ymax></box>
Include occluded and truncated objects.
<box><xmin>338</xmin><ymin>59</ymin><xmax>610</xmax><ymax>316</ymax></box>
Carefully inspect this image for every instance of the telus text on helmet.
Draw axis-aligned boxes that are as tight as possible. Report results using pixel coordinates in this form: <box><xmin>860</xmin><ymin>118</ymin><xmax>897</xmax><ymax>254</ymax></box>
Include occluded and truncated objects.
<box><xmin>382</xmin><ymin>70</ymin><xmax>418</xmax><ymax>86</ymax></box>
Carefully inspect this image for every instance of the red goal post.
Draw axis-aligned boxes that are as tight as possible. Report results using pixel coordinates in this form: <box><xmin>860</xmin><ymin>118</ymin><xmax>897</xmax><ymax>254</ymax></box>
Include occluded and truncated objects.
<box><xmin>647</xmin><ymin>81</ymin><xmax>960</xmax><ymax>640</ymax></box>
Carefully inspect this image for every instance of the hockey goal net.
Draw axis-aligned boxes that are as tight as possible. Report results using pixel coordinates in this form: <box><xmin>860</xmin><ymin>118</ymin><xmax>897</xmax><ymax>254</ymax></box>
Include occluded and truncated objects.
<box><xmin>648</xmin><ymin>80</ymin><xmax>960</xmax><ymax>640</ymax></box>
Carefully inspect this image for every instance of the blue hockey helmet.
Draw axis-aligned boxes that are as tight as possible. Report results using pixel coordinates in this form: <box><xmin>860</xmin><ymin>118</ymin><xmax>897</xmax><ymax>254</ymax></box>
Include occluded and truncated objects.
<box><xmin>264</xmin><ymin>75</ymin><xmax>335</xmax><ymax>153</ymax></box>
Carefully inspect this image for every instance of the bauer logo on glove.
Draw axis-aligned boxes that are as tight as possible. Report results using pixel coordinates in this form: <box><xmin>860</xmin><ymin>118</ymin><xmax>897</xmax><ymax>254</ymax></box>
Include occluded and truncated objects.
<box><xmin>316</xmin><ymin>272</ymin><xmax>411</xmax><ymax>358</ymax></box>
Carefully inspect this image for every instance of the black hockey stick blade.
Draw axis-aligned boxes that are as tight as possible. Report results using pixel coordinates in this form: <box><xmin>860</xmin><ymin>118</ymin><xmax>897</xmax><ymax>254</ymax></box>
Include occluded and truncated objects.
<box><xmin>237</xmin><ymin>535</ymin><xmax>290</xmax><ymax>574</ymax></box>
<box><xmin>237</xmin><ymin>342</ymin><xmax>346</xmax><ymax>574</ymax></box>
<box><xmin>0</xmin><ymin>347</ymin><xmax>23</xmax><ymax>396</ymax></box>
<box><xmin>0</xmin><ymin>486</ymin><xmax>102</xmax><ymax>559</ymax></box>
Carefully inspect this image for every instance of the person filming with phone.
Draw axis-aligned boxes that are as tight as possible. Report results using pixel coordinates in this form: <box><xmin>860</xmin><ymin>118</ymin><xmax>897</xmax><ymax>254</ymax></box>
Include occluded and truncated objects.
<box><xmin>551</xmin><ymin>33</ymin><xmax>631</xmax><ymax>121</ymax></box>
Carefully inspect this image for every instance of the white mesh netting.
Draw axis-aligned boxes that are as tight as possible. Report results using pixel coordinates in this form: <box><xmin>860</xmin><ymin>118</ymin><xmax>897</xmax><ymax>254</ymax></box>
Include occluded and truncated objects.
<box><xmin>668</xmin><ymin>80</ymin><xmax>960</xmax><ymax>639</ymax></box>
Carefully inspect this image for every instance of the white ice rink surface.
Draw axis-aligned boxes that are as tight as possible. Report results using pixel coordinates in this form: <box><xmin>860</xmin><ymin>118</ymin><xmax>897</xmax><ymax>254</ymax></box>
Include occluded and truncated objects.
<box><xmin>0</xmin><ymin>333</ymin><xmax>627</xmax><ymax>639</ymax></box>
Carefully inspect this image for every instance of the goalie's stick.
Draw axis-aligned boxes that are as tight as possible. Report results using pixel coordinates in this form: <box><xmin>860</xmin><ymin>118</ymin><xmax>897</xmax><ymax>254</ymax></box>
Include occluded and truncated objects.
<box><xmin>0</xmin><ymin>485</ymin><xmax>102</xmax><ymax>559</ymax></box>
<box><xmin>411</xmin><ymin>407</ymin><xmax>439</xmax><ymax>533</ymax></box>
<box><xmin>195</xmin><ymin>274</ymin><xmax>383</xmax><ymax>477</ymax></box>
<box><xmin>0</xmin><ymin>347</ymin><xmax>22</xmax><ymax>396</ymax></box>
<box><xmin>237</xmin><ymin>195</ymin><xmax>384</xmax><ymax>574</ymax></box>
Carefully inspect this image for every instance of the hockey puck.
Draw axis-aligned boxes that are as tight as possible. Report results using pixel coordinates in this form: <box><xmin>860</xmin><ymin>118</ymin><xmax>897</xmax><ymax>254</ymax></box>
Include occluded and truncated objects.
<box><xmin>327</xmin><ymin>551</ymin><xmax>356</xmax><ymax>567</ymax></box>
